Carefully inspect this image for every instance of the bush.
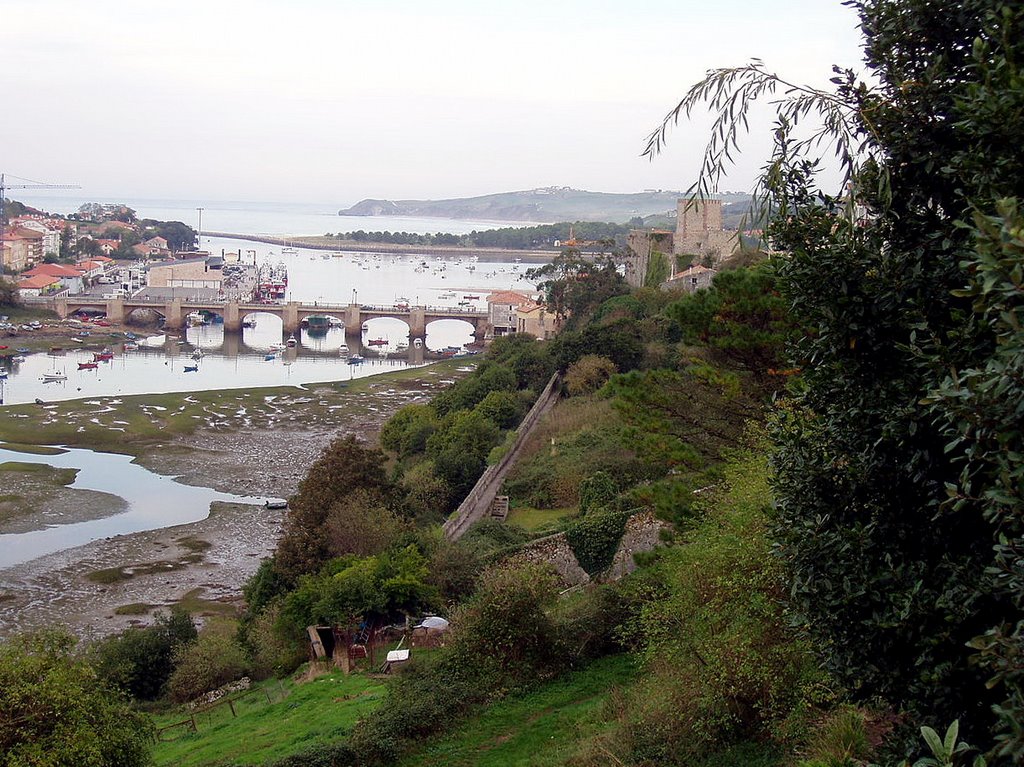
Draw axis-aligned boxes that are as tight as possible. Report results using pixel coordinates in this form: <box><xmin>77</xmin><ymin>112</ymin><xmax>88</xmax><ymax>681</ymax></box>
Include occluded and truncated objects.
<box><xmin>564</xmin><ymin>509</ymin><xmax>632</xmax><ymax>576</ymax></box>
<box><xmin>578</xmin><ymin>470</ymin><xmax>619</xmax><ymax>514</ymax></box>
<box><xmin>91</xmin><ymin>610</ymin><xmax>197</xmax><ymax>701</ymax></box>
<box><xmin>592</xmin><ymin>452</ymin><xmax>827</xmax><ymax>765</ymax></box>
<box><xmin>166</xmin><ymin>619</ymin><xmax>248</xmax><ymax>703</ymax></box>
<box><xmin>565</xmin><ymin>355</ymin><xmax>618</xmax><ymax>397</ymax></box>
<box><xmin>241</xmin><ymin>601</ymin><xmax>306</xmax><ymax>680</ymax></box>
<box><xmin>0</xmin><ymin>630</ymin><xmax>153</xmax><ymax>767</ymax></box>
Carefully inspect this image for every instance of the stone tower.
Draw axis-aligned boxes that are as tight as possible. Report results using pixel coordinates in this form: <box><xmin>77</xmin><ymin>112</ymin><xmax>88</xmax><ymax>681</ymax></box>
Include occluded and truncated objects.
<box><xmin>673</xmin><ymin>198</ymin><xmax>735</xmax><ymax>263</ymax></box>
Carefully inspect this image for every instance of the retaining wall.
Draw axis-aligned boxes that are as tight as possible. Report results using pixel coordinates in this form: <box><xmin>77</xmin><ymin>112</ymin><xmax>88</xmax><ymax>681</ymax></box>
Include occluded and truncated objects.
<box><xmin>442</xmin><ymin>372</ymin><xmax>562</xmax><ymax>540</ymax></box>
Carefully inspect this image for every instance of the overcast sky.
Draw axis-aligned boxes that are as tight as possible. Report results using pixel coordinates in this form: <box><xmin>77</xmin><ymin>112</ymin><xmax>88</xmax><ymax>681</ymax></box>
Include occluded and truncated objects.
<box><xmin>3</xmin><ymin>1</ymin><xmax>864</xmax><ymax>205</ymax></box>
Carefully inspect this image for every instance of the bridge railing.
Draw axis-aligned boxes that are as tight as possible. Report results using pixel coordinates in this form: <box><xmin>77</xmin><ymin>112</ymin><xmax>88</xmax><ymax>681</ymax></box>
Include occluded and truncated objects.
<box><xmin>58</xmin><ymin>295</ymin><xmax>489</xmax><ymax>315</ymax></box>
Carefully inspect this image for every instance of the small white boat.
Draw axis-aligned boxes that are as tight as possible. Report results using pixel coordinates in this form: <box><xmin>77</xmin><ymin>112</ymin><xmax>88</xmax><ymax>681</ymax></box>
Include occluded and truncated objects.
<box><xmin>338</xmin><ymin>344</ymin><xmax>350</xmax><ymax>356</ymax></box>
<box><xmin>286</xmin><ymin>335</ymin><xmax>297</xmax><ymax>348</ymax></box>
<box><xmin>41</xmin><ymin>372</ymin><xmax>67</xmax><ymax>382</ymax></box>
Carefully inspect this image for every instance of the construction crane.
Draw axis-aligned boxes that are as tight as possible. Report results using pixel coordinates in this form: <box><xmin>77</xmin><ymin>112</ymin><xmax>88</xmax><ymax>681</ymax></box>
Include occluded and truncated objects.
<box><xmin>1</xmin><ymin>173</ymin><xmax>81</xmax><ymax>228</ymax></box>
<box><xmin>0</xmin><ymin>172</ymin><xmax>81</xmax><ymax>275</ymax></box>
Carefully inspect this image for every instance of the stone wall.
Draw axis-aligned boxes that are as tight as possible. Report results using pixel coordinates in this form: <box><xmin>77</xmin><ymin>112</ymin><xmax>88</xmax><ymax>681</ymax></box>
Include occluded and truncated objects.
<box><xmin>443</xmin><ymin>372</ymin><xmax>563</xmax><ymax>540</ymax></box>
<box><xmin>508</xmin><ymin>510</ymin><xmax>666</xmax><ymax>586</ymax></box>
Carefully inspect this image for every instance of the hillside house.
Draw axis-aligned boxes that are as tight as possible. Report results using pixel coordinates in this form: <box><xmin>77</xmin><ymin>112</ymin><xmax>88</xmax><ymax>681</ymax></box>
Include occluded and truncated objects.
<box><xmin>661</xmin><ymin>264</ymin><xmax>717</xmax><ymax>293</ymax></box>
<box><xmin>487</xmin><ymin>290</ymin><xmax>534</xmax><ymax>336</ymax></box>
<box><xmin>516</xmin><ymin>301</ymin><xmax>559</xmax><ymax>339</ymax></box>
<box><xmin>24</xmin><ymin>263</ymin><xmax>85</xmax><ymax>293</ymax></box>
<box><xmin>18</xmin><ymin>274</ymin><xmax>65</xmax><ymax>297</ymax></box>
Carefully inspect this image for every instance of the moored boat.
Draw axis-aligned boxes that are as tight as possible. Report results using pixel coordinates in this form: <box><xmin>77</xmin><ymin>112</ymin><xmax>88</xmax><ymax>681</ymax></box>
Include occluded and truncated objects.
<box><xmin>78</xmin><ymin>362</ymin><xmax>98</xmax><ymax>370</ymax></box>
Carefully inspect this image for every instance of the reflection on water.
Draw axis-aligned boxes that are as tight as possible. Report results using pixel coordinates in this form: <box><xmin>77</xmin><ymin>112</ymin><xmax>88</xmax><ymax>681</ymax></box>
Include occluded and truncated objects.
<box><xmin>0</xmin><ymin>446</ymin><xmax>262</xmax><ymax>569</ymax></box>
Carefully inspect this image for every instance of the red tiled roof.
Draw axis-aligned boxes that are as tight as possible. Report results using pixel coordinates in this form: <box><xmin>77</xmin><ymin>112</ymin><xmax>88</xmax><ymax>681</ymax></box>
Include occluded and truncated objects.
<box><xmin>487</xmin><ymin>290</ymin><xmax>532</xmax><ymax>304</ymax></box>
<box><xmin>25</xmin><ymin>263</ymin><xmax>82</xmax><ymax>278</ymax></box>
<box><xmin>19</xmin><ymin>275</ymin><xmax>60</xmax><ymax>289</ymax></box>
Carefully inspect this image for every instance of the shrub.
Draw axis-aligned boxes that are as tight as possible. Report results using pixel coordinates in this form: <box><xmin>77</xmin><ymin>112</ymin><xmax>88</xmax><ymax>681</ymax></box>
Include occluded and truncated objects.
<box><xmin>241</xmin><ymin>601</ymin><xmax>306</xmax><ymax>679</ymax></box>
<box><xmin>90</xmin><ymin>610</ymin><xmax>197</xmax><ymax>701</ymax></box>
<box><xmin>564</xmin><ymin>509</ymin><xmax>632</xmax><ymax>576</ymax></box>
<box><xmin>0</xmin><ymin>630</ymin><xmax>153</xmax><ymax>767</ymax></box>
<box><xmin>578</xmin><ymin>470</ymin><xmax>619</xmax><ymax>515</ymax></box>
<box><xmin>166</xmin><ymin>619</ymin><xmax>248</xmax><ymax>703</ymax></box>
<box><xmin>565</xmin><ymin>354</ymin><xmax>618</xmax><ymax>397</ymax></box>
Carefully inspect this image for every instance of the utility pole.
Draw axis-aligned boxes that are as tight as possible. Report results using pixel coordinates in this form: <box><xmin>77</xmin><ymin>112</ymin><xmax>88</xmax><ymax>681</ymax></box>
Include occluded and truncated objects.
<box><xmin>196</xmin><ymin>207</ymin><xmax>204</xmax><ymax>252</ymax></box>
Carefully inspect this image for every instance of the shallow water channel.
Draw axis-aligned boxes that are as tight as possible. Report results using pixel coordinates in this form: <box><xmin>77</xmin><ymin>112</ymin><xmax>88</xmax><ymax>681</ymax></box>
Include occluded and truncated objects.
<box><xmin>0</xmin><ymin>445</ymin><xmax>264</xmax><ymax>569</ymax></box>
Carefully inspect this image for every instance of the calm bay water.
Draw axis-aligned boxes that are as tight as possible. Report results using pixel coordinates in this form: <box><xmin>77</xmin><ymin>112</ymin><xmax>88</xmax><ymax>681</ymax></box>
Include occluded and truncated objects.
<box><xmin>0</xmin><ymin>210</ymin><xmax>547</xmax><ymax>567</ymax></box>
<box><xmin>0</xmin><ymin>445</ymin><xmax>263</xmax><ymax>568</ymax></box>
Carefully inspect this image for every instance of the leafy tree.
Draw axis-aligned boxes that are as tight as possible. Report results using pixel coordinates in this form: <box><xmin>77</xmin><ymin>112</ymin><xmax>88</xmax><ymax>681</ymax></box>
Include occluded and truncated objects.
<box><xmin>275</xmin><ymin>435</ymin><xmax>396</xmax><ymax>583</ymax></box>
<box><xmin>380</xmin><ymin>404</ymin><xmax>439</xmax><ymax>459</ymax></box>
<box><xmin>527</xmin><ymin>250</ymin><xmax>630</xmax><ymax>328</ymax></box>
<box><xmin>432</xmin><ymin>361</ymin><xmax>517</xmax><ymax>416</ymax></box>
<box><xmin>279</xmin><ymin>546</ymin><xmax>439</xmax><ymax>634</ymax></box>
<box><xmin>0</xmin><ymin>630</ymin><xmax>152</xmax><ymax>767</ymax></box>
<box><xmin>648</xmin><ymin>0</ymin><xmax>1024</xmax><ymax>746</ymax></box>
<box><xmin>472</xmin><ymin>389</ymin><xmax>526</xmax><ymax>430</ymax></box>
<box><xmin>427</xmin><ymin>410</ymin><xmax>503</xmax><ymax>500</ymax></box>
<box><xmin>90</xmin><ymin>610</ymin><xmax>197</xmax><ymax>701</ymax></box>
<box><xmin>0</xmin><ymin>278</ymin><xmax>19</xmax><ymax>307</ymax></box>
<box><xmin>140</xmin><ymin>220</ymin><xmax>196</xmax><ymax>251</ymax></box>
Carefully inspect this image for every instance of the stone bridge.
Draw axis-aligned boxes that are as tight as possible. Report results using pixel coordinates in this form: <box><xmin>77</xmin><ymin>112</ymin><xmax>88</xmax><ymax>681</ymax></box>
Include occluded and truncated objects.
<box><xmin>49</xmin><ymin>296</ymin><xmax>491</xmax><ymax>338</ymax></box>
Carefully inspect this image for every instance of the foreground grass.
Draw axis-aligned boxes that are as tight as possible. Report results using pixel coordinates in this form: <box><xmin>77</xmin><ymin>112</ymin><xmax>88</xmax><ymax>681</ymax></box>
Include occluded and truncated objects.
<box><xmin>151</xmin><ymin>671</ymin><xmax>387</xmax><ymax>767</ymax></box>
<box><xmin>396</xmin><ymin>655</ymin><xmax>639</xmax><ymax>767</ymax></box>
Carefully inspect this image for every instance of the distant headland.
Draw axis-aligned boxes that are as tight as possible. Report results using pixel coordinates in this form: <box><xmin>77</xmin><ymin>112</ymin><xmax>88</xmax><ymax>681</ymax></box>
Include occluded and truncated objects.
<box><xmin>338</xmin><ymin>186</ymin><xmax>751</xmax><ymax>224</ymax></box>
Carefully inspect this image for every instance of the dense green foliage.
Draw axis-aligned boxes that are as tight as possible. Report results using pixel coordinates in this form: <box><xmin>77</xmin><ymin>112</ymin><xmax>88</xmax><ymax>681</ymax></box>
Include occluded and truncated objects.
<box><xmin>755</xmin><ymin>1</ymin><xmax>1024</xmax><ymax>749</ymax></box>
<box><xmin>0</xmin><ymin>631</ymin><xmax>152</xmax><ymax>767</ymax></box>
<box><xmin>90</xmin><ymin>611</ymin><xmax>197</xmax><ymax>701</ymax></box>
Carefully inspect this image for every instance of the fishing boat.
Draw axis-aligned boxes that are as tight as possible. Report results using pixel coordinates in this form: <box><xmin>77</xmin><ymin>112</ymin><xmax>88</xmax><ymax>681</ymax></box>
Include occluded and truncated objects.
<box><xmin>286</xmin><ymin>335</ymin><xmax>297</xmax><ymax>348</ymax></box>
<box><xmin>41</xmin><ymin>372</ymin><xmax>67</xmax><ymax>382</ymax></box>
<box><xmin>366</xmin><ymin>338</ymin><xmax>388</xmax><ymax>347</ymax></box>
<box><xmin>184</xmin><ymin>365</ymin><xmax>199</xmax><ymax>373</ymax></box>
<box><xmin>191</xmin><ymin>349</ymin><xmax>204</xmax><ymax>360</ymax></box>
<box><xmin>78</xmin><ymin>362</ymin><xmax>98</xmax><ymax>370</ymax></box>
<box><xmin>264</xmin><ymin>353</ymin><xmax>276</xmax><ymax>361</ymax></box>
<box><xmin>463</xmin><ymin>295</ymin><xmax>480</xmax><ymax>300</ymax></box>
<box><xmin>348</xmin><ymin>355</ymin><xmax>364</xmax><ymax>365</ymax></box>
<box><xmin>94</xmin><ymin>351</ymin><xmax>113</xmax><ymax>362</ymax></box>
<box><xmin>338</xmin><ymin>344</ymin><xmax>349</xmax><ymax>356</ymax></box>
<box><xmin>123</xmin><ymin>343</ymin><xmax>138</xmax><ymax>351</ymax></box>
<box><xmin>0</xmin><ymin>371</ymin><xmax>7</xmax><ymax>380</ymax></box>
<box><xmin>11</xmin><ymin>356</ymin><xmax>25</xmax><ymax>363</ymax></box>
<box><xmin>413</xmin><ymin>338</ymin><xmax>423</xmax><ymax>349</ymax></box>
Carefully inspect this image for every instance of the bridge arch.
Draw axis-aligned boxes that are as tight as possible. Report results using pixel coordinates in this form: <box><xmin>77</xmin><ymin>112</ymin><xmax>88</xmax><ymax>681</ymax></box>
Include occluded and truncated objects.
<box><xmin>424</xmin><ymin>318</ymin><xmax>476</xmax><ymax>351</ymax></box>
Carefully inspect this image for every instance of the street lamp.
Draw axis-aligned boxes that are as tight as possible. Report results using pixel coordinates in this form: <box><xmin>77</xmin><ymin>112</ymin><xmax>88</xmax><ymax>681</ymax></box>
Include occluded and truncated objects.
<box><xmin>196</xmin><ymin>207</ymin><xmax>204</xmax><ymax>252</ymax></box>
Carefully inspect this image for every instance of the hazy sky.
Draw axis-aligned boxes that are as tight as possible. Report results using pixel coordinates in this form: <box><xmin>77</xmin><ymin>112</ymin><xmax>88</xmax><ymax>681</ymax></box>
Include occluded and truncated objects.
<box><xmin>3</xmin><ymin>1</ymin><xmax>864</xmax><ymax>205</ymax></box>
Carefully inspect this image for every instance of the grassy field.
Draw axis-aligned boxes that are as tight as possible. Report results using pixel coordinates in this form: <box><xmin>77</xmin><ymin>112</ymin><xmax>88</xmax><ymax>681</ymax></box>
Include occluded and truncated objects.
<box><xmin>397</xmin><ymin>655</ymin><xmax>639</xmax><ymax>767</ymax></box>
<box><xmin>150</xmin><ymin>670</ymin><xmax>387</xmax><ymax>767</ymax></box>
<box><xmin>506</xmin><ymin>506</ymin><xmax>575</xmax><ymax>533</ymax></box>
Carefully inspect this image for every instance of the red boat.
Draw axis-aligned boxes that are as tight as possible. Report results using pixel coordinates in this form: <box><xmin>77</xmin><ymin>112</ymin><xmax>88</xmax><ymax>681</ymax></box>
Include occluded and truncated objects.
<box><xmin>93</xmin><ymin>351</ymin><xmax>114</xmax><ymax>361</ymax></box>
<box><xmin>463</xmin><ymin>295</ymin><xmax>480</xmax><ymax>300</ymax></box>
<box><xmin>366</xmin><ymin>338</ymin><xmax>388</xmax><ymax>346</ymax></box>
<box><xmin>78</xmin><ymin>362</ymin><xmax>98</xmax><ymax>370</ymax></box>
